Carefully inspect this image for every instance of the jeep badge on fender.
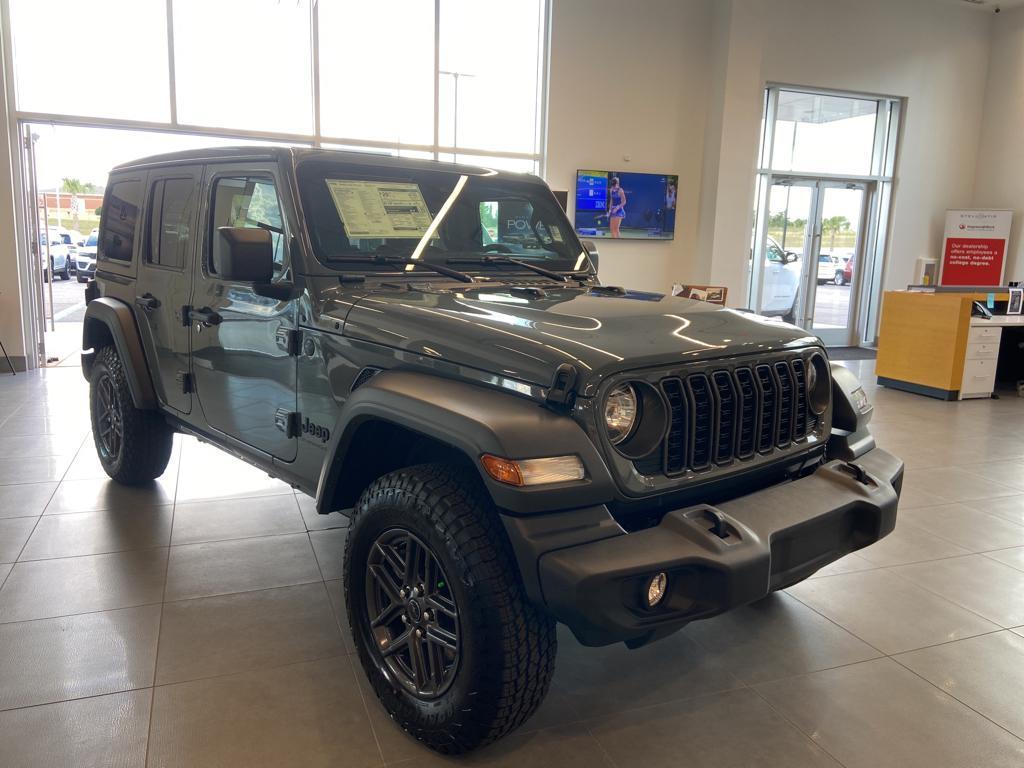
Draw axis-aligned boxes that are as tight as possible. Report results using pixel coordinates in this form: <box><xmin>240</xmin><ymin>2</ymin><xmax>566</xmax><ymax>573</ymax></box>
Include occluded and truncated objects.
<box><xmin>81</xmin><ymin>146</ymin><xmax>902</xmax><ymax>755</ymax></box>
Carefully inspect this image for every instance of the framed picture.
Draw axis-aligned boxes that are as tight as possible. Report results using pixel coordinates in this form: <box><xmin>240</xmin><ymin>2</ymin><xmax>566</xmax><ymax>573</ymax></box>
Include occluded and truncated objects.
<box><xmin>671</xmin><ymin>284</ymin><xmax>728</xmax><ymax>306</ymax></box>
<box><xmin>1009</xmin><ymin>287</ymin><xmax>1023</xmax><ymax>315</ymax></box>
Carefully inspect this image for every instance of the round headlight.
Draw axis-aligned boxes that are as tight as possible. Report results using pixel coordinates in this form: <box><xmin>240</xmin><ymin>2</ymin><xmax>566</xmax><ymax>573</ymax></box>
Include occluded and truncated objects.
<box><xmin>807</xmin><ymin>352</ymin><xmax>830</xmax><ymax>415</ymax></box>
<box><xmin>604</xmin><ymin>383</ymin><xmax>638</xmax><ymax>444</ymax></box>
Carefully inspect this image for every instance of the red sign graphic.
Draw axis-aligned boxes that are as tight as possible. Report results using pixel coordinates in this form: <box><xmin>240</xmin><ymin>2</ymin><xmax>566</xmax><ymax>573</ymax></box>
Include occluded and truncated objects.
<box><xmin>940</xmin><ymin>237</ymin><xmax>1006</xmax><ymax>286</ymax></box>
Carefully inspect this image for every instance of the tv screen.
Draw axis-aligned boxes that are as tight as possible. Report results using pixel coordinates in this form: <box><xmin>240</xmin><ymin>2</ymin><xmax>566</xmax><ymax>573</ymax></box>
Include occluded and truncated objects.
<box><xmin>574</xmin><ymin>169</ymin><xmax>678</xmax><ymax>240</ymax></box>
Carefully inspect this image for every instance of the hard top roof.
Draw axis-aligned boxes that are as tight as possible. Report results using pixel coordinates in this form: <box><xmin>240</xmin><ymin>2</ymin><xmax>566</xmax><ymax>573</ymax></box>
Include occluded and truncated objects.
<box><xmin>110</xmin><ymin>145</ymin><xmax>543</xmax><ymax>184</ymax></box>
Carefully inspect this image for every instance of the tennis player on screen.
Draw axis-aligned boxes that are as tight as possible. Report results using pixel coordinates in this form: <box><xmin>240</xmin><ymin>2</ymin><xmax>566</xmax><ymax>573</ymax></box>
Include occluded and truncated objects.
<box><xmin>607</xmin><ymin>176</ymin><xmax>626</xmax><ymax>238</ymax></box>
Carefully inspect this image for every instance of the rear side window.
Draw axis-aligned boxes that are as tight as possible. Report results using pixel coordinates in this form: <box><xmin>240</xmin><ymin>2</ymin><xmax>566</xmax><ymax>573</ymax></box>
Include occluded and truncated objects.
<box><xmin>147</xmin><ymin>177</ymin><xmax>195</xmax><ymax>270</ymax></box>
<box><xmin>99</xmin><ymin>180</ymin><xmax>141</xmax><ymax>262</ymax></box>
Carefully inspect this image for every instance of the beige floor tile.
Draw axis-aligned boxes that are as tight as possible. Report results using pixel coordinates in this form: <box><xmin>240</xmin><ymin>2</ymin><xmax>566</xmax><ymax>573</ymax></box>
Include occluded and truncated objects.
<box><xmin>0</xmin><ymin>605</ymin><xmax>160</xmax><ymax>710</ymax></box>
<box><xmin>855</xmin><ymin>517</ymin><xmax>973</xmax><ymax>567</ymax></box>
<box><xmin>809</xmin><ymin>551</ymin><xmax>876</xmax><ymax>577</ymax></box>
<box><xmin>20</xmin><ymin>506</ymin><xmax>172</xmax><ymax>561</ymax></box>
<box><xmin>0</xmin><ymin>548</ymin><xmax>168</xmax><ymax>623</ymax></box>
<box><xmin>0</xmin><ymin>689</ymin><xmax>151</xmax><ymax>768</ymax></box>
<box><xmin>324</xmin><ymin>579</ymin><xmax>355</xmax><ymax>653</ymax></box>
<box><xmin>0</xmin><ymin>516</ymin><xmax>36</xmax><ymax>562</ymax></box>
<box><xmin>589</xmin><ymin>687</ymin><xmax>839</xmax><ymax>768</ymax></box>
<box><xmin>164</xmin><ymin>533</ymin><xmax>321</xmax><ymax>602</ymax></box>
<box><xmin>309</xmin><ymin>527</ymin><xmax>347</xmax><ymax>581</ymax></box>
<box><xmin>0</xmin><ymin>563</ymin><xmax>10</xmax><ymax>586</ymax></box>
<box><xmin>0</xmin><ymin>455</ymin><xmax>73</xmax><ymax>486</ymax></box>
<box><xmin>147</xmin><ymin>656</ymin><xmax>381</xmax><ymax>768</ymax></box>
<box><xmin>896</xmin><ymin>631</ymin><xmax>1024</xmax><ymax>740</ymax></box>
<box><xmin>900</xmin><ymin>503</ymin><xmax>1024</xmax><ymax>552</ymax></box>
<box><xmin>551</xmin><ymin>624</ymin><xmax>742</xmax><ymax>719</ymax></box>
<box><xmin>44</xmin><ymin>476</ymin><xmax>175</xmax><ymax>515</ymax></box>
<box><xmin>787</xmin><ymin>568</ymin><xmax>998</xmax><ymax>654</ymax></box>
<box><xmin>174</xmin><ymin>440</ymin><xmax>292</xmax><ymax>503</ymax></box>
<box><xmin>891</xmin><ymin>554</ymin><xmax>1024</xmax><ymax>627</ymax></box>
<box><xmin>0</xmin><ymin>482</ymin><xmax>57</xmax><ymax>519</ymax></box>
<box><xmin>985</xmin><ymin>546</ymin><xmax>1024</xmax><ymax>571</ymax></box>
<box><xmin>901</xmin><ymin>468</ymin><xmax>1018</xmax><ymax>504</ymax></box>
<box><xmin>756</xmin><ymin>658</ymin><xmax>1024</xmax><ymax>768</ymax></box>
<box><xmin>171</xmin><ymin>494</ymin><xmax>304</xmax><ymax>546</ymax></box>
<box><xmin>966</xmin><ymin>495</ymin><xmax>1024</xmax><ymax>526</ymax></box>
<box><xmin>156</xmin><ymin>582</ymin><xmax>345</xmax><ymax>685</ymax></box>
<box><xmin>960</xmin><ymin>459</ymin><xmax>1024</xmax><ymax>491</ymax></box>
<box><xmin>0</xmin><ymin>433</ymin><xmax>86</xmax><ymax>460</ymax></box>
<box><xmin>896</xmin><ymin>483</ymin><xmax>950</xmax><ymax>510</ymax></box>
<box><xmin>686</xmin><ymin>592</ymin><xmax>880</xmax><ymax>684</ymax></box>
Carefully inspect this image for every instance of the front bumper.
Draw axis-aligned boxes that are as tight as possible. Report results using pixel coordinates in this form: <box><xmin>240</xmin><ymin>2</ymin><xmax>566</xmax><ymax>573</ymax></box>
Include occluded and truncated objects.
<box><xmin>524</xmin><ymin>447</ymin><xmax>902</xmax><ymax>646</ymax></box>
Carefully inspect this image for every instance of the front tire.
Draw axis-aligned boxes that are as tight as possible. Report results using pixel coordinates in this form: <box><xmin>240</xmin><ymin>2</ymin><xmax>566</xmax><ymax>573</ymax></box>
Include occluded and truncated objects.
<box><xmin>89</xmin><ymin>345</ymin><xmax>173</xmax><ymax>485</ymax></box>
<box><xmin>834</xmin><ymin>271</ymin><xmax>846</xmax><ymax>286</ymax></box>
<box><xmin>60</xmin><ymin>264</ymin><xmax>70</xmax><ymax>280</ymax></box>
<box><xmin>344</xmin><ymin>464</ymin><xmax>556</xmax><ymax>754</ymax></box>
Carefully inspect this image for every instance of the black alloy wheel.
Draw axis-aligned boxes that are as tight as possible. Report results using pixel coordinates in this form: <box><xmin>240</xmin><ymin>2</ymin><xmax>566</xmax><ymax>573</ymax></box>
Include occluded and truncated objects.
<box><xmin>364</xmin><ymin>528</ymin><xmax>460</xmax><ymax>699</ymax></box>
<box><xmin>94</xmin><ymin>372</ymin><xmax>124</xmax><ymax>463</ymax></box>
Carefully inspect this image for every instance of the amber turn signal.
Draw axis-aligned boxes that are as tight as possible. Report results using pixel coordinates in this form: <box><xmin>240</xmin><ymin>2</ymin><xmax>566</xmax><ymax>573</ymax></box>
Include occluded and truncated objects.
<box><xmin>480</xmin><ymin>454</ymin><xmax>585</xmax><ymax>487</ymax></box>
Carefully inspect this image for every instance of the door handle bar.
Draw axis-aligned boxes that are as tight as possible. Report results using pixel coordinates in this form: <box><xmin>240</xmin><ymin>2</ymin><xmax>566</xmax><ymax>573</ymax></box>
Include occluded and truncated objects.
<box><xmin>189</xmin><ymin>307</ymin><xmax>222</xmax><ymax>326</ymax></box>
<box><xmin>135</xmin><ymin>294</ymin><xmax>160</xmax><ymax>311</ymax></box>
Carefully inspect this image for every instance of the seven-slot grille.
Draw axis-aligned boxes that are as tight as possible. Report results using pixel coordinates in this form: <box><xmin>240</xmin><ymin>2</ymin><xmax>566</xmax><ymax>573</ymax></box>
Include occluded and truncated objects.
<box><xmin>646</xmin><ymin>356</ymin><xmax>819</xmax><ymax>477</ymax></box>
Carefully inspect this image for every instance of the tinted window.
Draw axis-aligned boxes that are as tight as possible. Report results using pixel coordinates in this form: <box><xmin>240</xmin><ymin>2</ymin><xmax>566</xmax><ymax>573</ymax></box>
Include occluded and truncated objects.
<box><xmin>209</xmin><ymin>176</ymin><xmax>286</xmax><ymax>276</ymax></box>
<box><xmin>100</xmin><ymin>180</ymin><xmax>142</xmax><ymax>262</ymax></box>
<box><xmin>86</xmin><ymin>233</ymin><xmax>98</xmax><ymax>247</ymax></box>
<box><xmin>147</xmin><ymin>177</ymin><xmax>195</xmax><ymax>270</ymax></box>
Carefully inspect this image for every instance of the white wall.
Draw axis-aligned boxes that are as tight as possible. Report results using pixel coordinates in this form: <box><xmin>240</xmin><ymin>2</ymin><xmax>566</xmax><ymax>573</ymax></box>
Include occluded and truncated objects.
<box><xmin>974</xmin><ymin>4</ymin><xmax>1024</xmax><ymax>284</ymax></box>
<box><xmin>547</xmin><ymin>0</ymin><xmax>995</xmax><ymax>302</ymax></box>
<box><xmin>546</xmin><ymin>0</ymin><xmax>714</xmax><ymax>293</ymax></box>
<box><xmin>0</xmin><ymin>28</ymin><xmax>26</xmax><ymax>370</ymax></box>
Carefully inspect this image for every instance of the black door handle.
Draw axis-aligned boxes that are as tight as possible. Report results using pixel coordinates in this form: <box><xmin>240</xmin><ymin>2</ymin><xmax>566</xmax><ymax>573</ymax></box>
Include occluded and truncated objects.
<box><xmin>135</xmin><ymin>293</ymin><xmax>160</xmax><ymax>310</ymax></box>
<box><xmin>189</xmin><ymin>307</ymin><xmax>223</xmax><ymax>326</ymax></box>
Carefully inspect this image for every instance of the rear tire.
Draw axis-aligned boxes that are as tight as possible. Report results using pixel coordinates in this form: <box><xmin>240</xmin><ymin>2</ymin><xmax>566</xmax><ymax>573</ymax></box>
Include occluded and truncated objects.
<box><xmin>89</xmin><ymin>345</ymin><xmax>173</xmax><ymax>485</ymax></box>
<box><xmin>344</xmin><ymin>463</ymin><xmax>556</xmax><ymax>755</ymax></box>
<box><xmin>60</xmin><ymin>264</ymin><xmax>70</xmax><ymax>280</ymax></box>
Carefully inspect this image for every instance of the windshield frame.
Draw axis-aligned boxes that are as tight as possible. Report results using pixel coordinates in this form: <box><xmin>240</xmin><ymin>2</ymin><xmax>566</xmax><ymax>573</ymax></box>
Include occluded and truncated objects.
<box><xmin>294</xmin><ymin>159</ymin><xmax>590</xmax><ymax>277</ymax></box>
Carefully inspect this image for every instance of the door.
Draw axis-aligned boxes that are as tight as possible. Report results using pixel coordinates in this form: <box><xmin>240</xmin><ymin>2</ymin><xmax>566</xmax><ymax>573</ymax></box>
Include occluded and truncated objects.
<box><xmin>135</xmin><ymin>169</ymin><xmax>200</xmax><ymax>414</ymax></box>
<box><xmin>190</xmin><ymin>164</ymin><xmax>298</xmax><ymax>462</ymax></box>
<box><xmin>754</xmin><ymin>180</ymin><xmax>815</xmax><ymax>319</ymax></box>
<box><xmin>797</xmin><ymin>182</ymin><xmax>867</xmax><ymax>346</ymax></box>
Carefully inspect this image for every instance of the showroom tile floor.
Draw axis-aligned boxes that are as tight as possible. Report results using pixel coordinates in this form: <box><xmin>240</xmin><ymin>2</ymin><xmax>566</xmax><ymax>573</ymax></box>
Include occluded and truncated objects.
<box><xmin>1</xmin><ymin>360</ymin><xmax>1024</xmax><ymax>767</ymax></box>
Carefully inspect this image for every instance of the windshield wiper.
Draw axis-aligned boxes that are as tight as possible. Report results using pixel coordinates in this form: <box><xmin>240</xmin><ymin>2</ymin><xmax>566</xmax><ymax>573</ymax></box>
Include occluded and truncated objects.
<box><xmin>447</xmin><ymin>254</ymin><xmax>568</xmax><ymax>283</ymax></box>
<box><xmin>325</xmin><ymin>252</ymin><xmax>475</xmax><ymax>283</ymax></box>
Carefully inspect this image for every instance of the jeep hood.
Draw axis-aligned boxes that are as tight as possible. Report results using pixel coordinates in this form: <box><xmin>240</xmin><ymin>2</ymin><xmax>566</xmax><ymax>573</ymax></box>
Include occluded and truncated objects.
<box><xmin>340</xmin><ymin>284</ymin><xmax>819</xmax><ymax>396</ymax></box>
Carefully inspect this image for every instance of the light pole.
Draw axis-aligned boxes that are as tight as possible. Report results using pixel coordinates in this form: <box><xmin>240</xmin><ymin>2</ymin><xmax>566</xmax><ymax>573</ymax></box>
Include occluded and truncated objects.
<box><xmin>439</xmin><ymin>70</ymin><xmax>474</xmax><ymax>161</ymax></box>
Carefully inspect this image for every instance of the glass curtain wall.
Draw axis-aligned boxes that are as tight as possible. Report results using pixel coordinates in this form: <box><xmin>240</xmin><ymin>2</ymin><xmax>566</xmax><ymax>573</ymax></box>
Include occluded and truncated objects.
<box><xmin>7</xmin><ymin>0</ymin><xmax>549</xmax><ymax>172</ymax></box>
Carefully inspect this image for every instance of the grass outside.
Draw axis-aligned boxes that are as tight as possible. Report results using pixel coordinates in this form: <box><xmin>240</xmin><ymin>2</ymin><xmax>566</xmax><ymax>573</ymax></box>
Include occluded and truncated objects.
<box><xmin>46</xmin><ymin>215</ymin><xmax>100</xmax><ymax>236</ymax></box>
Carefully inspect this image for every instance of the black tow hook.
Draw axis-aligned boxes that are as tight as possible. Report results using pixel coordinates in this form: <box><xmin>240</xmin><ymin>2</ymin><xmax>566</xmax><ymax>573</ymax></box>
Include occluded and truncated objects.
<box><xmin>838</xmin><ymin>461</ymin><xmax>871</xmax><ymax>485</ymax></box>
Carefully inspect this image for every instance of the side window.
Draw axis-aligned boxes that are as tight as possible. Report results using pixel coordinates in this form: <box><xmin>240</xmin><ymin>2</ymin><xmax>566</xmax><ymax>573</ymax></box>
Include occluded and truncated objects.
<box><xmin>146</xmin><ymin>178</ymin><xmax>195</xmax><ymax>270</ymax></box>
<box><xmin>99</xmin><ymin>180</ymin><xmax>141</xmax><ymax>262</ymax></box>
<box><xmin>210</xmin><ymin>176</ymin><xmax>286</xmax><ymax>276</ymax></box>
<box><xmin>766</xmin><ymin>243</ymin><xmax>784</xmax><ymax>263</ymax></box>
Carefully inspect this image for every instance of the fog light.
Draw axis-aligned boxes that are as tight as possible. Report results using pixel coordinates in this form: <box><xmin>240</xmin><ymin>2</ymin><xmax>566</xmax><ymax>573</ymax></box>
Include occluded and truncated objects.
<box><xmin>645</xmin><ymin>572</ymin><xmax>668</xmax><ymax>608</ymax></box>
<box><xmin>481</xmin><ymin>454</ymin><xmax>585</xmax><ymax>486</ymax></box>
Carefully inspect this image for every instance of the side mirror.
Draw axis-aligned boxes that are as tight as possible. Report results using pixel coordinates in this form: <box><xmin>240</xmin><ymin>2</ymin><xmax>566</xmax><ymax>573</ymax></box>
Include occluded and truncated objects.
<box><xmin>784</xmin><ymin>250</ymin><xmax>799</xmax><ymax>264</ymax></box>
<box><xmin>214</xmin><ymin>227</ymin><xmax>274</xmax><ymax>283</ymax></box>
<box><xmin>582</xmin><ymin>239</ymin><xmax>600</xmax><ymax>274</ymax></box>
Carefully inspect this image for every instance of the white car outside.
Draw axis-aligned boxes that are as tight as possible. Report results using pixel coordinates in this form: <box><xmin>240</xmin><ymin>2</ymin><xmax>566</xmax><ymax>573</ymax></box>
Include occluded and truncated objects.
<box><xmin>76</xmin><ymin>232</ymin><xmax>98</xmax><ymax>283</ymax></box>
<box><xmin>759</xmin><ymin>237</ymin><xmax>800</xmax><ymax>321</ymax></box>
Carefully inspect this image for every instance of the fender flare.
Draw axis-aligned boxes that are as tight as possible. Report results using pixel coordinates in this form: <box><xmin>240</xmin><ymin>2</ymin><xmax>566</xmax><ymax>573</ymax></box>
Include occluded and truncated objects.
<box><xmin>315</xmin><ymin>370</ymin><xmax>617</xmax><ymax>516</ymax></box>
<box><xmin>81</xmin><ymin>297</ymin><xmax>158</xmax><ymax>410</ymax></box>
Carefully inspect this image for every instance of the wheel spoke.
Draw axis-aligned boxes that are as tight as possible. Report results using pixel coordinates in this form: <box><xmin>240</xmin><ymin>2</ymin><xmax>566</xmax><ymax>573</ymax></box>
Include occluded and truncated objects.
<box><xmin>368</xmin><ymin>563</ymin><xmax>403</xmax><ymax>604</ymax></box>
<box><xmin>381</xmin><ymin>627</ymin><xmax>412</xmax><ymax>658</ymax></box>
<box><xmin>370</xmin><ymin>600</ymin><xmax>403</xmax><ymax>629</ymax></box>
<box><xmin>408</xmin><ymin>633</ymin><xmax>428</xmax><ymax>689</ymax></box>
<box><xmin>425</xmin><ymin>624</ymin><xmax>458</xmax><ymax>652</ymax></box>
<box><xmin>403</xmin><ymin>533</ymin><xmax>421</xmax><ymax>586</ymax></box>
<box><xmin>374</xmin><ymin>541</ymin><xmax>406</xmax><ymax>584</ymax></box>
<box><xmin>427</xmin><ymin>593</ymin><xmax>458</xmax><ymax>620</ymax></box>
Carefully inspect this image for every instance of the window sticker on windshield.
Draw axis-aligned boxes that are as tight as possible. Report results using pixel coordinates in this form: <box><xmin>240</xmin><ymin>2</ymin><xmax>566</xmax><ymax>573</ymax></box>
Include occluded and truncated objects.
<box><xmin>325</xmin><ymin>179</ymin><xmax>433</xmax><ymax>238</ymax></box>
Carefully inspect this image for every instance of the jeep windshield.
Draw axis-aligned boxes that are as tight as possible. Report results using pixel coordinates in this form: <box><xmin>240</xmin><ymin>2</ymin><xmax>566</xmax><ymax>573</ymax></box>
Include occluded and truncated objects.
<box><xmin>296</xmin><ymin>161</ymin><xmax>590</xmax><ymax>277</ymax></box>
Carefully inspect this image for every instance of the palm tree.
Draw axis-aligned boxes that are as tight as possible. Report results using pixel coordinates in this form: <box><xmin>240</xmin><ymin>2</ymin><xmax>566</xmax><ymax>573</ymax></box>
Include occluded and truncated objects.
<box><xmin>60</xmin><ymin>178</ymin><xmax>90</xmax><ymax>229</ymax></box>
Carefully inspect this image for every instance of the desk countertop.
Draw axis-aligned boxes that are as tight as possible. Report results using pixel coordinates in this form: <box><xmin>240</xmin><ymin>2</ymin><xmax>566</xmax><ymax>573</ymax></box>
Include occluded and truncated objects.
<box><xmin>970</xmin><ymin>315</ymin><xmax>1024</xmax><ymax>327</ymax></box>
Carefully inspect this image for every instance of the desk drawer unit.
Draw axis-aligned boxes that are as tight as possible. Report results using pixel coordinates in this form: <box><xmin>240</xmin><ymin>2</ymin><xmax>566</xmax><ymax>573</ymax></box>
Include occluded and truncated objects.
<box><xmin>968</xmin><ymin>326</ymin><xmax>1001</xmax><ymax>343</ymax></box>
<box><xmin>960</xmin><ymin>357</ymin><xmax>997</xmax><ymax>399</ymax></box>
<box><xmin>966</xmin><ymin>341</ymin><xmax>1000</xmax><ymax>360</ymax></box>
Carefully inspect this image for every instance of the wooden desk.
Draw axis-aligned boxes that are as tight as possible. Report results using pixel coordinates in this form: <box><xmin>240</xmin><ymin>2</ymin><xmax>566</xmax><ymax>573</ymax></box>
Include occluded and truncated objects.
<box><xmin>876</xmin><ymin>290</ymin><xmax>1012</xmax><ymax>400</ymax></box>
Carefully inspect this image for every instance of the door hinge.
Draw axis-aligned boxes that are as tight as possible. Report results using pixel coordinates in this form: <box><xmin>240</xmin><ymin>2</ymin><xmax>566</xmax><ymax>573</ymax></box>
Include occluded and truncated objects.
<box><xmin>176</xmin><ymin>371</ymin><xmax>193</xmax><ymax>394</ymax></box>
<box><xmin>275</xmin><ymin>408</ymin><xmax>301</xmax><ymax>438</ymax></box>
<box><xmin>276</xmin><ymin>327</ymin><xmax>301</xmax><ymax>356</ymax></box>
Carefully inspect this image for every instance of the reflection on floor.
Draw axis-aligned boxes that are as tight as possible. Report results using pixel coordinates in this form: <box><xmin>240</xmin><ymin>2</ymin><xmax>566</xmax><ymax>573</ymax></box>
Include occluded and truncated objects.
<box><xmin>1</xmin><ymin>361</ymin><xmax>1024</xmax><ymax>766</ymax></box>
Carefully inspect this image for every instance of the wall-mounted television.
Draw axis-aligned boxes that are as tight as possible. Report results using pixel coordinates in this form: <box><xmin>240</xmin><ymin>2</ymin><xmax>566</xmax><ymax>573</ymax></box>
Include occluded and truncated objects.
<box><xmin>574</xmin><ymin>169</ymin><xmax>678</xmax><ymax>240</ymax></box>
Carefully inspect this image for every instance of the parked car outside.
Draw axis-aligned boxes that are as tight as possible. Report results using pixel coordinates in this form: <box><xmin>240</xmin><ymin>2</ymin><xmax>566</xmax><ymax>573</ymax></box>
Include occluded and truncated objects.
<box><xmin>76</xmin><ymin>232</ymin><xmax>98</xmax><ymax>283</ymax></box>
<box><xmin>759</xmin><ymin>236</ymin><xmax>800</xmax><ymax>322</ymax></box>
<box><xmin>40</xmin><ymin>232</ymin><xmax>71</xmax><ymax>281</ymax></box>
<box><xmin>816</xmin><ymin>253</ymin><xmax>839</xmax><ymax>284</ymax></box>
<box><xmin>836</xmin><ymin>253</ymin><xmax>855</xmax><ymax>285</ymax></box>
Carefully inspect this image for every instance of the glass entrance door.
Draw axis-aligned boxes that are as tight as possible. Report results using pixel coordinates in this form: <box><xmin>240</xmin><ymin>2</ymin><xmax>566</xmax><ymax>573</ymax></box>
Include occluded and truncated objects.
<box><xmin>753</xmin><ymin>180</ymin><xmax>816</xmax><ymax>323</ymax></box>
<box><xmin>799</xmin><ymin>182</ymin><xmax>867</xmax><ymax>346</ymax></box>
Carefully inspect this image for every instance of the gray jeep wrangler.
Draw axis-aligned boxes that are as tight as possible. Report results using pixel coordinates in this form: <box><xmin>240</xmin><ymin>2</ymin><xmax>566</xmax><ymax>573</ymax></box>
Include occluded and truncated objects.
<box><xmin>82</xmin><ymin>147</ymin><xmax>902</xmax><ymax>754</ymax></box>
